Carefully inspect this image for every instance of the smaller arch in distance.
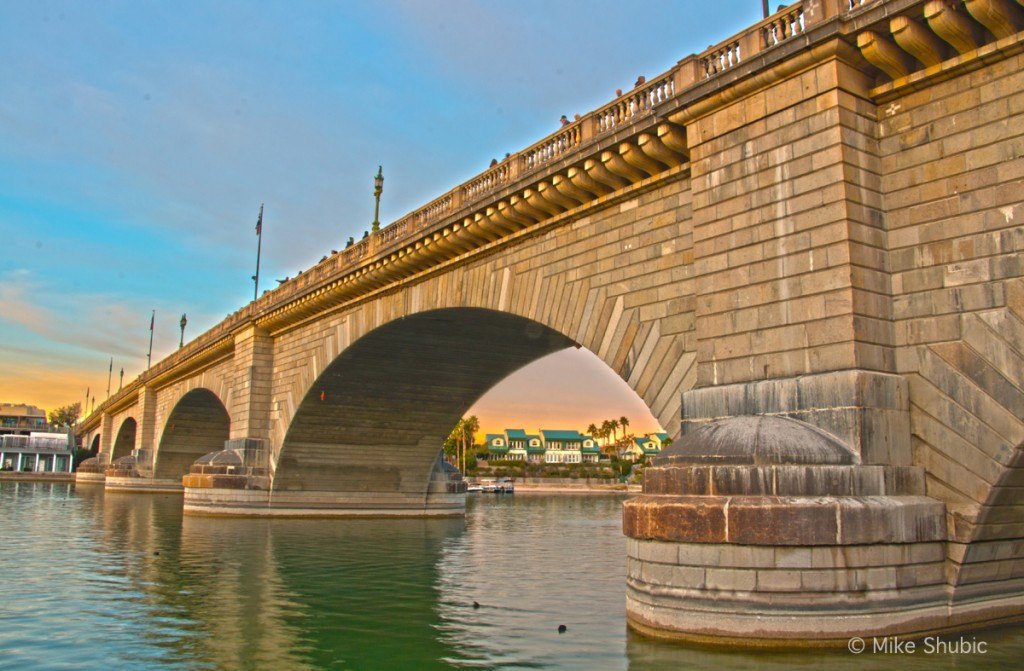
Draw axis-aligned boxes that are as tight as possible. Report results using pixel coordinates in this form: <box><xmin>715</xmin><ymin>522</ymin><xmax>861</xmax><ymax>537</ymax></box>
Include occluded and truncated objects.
<box><xmin>154</xmin><ymin>388</ymin><xmax>231</xmax><ymax>480</ymax></box>
<box><xmin>111</xmin><ymin>418</ymin><xmax>137</xmax><ymax>461</ymax></box>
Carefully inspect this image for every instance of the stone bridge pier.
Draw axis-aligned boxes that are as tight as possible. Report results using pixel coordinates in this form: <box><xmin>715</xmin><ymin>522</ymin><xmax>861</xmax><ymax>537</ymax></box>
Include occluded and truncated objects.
<box><xmin>75</xmin><ymin>0</ymin><xmax>1024</xmax><ymax>646</ymax></box>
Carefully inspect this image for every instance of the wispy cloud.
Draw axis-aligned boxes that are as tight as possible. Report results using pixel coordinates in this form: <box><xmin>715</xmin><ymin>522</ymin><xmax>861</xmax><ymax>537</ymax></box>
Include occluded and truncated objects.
<box><xmin>0</xmin><ymin>268</ymin><xmax>215</xmax><ymax>366</ymax></box>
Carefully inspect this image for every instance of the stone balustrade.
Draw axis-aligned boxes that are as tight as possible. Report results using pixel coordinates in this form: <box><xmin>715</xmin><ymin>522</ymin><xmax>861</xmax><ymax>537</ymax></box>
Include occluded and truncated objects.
<box><xmin>463</xmin><ymin>161</ymin><xmax>512</xmax><ymax>200</ymax></box>
<box><xmin>595</xmin><ymin>73</ymin><xmax>676</xmax><ymax>132</ymax></box>
<box><xmin>700</xmin><ymin>39</ymin><xmax>743</xmax><ymax>78</ymax></box>
<box><xmin>762</xmin><ymin>4</ymin><xmax>806</xmax><ymax>48</ymax></box>
<box><xmin>521</xmin><ymin>122</ymin><xmax>583</xmax><ymax>171</ymax></box>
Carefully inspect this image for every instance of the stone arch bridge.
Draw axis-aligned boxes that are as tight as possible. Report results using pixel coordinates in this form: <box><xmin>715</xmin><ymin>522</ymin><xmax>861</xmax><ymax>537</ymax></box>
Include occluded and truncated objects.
<box><xmin>77</xmin><ymin>0</ymin><xmax>1024</xmax><ymax>646</ymax></box>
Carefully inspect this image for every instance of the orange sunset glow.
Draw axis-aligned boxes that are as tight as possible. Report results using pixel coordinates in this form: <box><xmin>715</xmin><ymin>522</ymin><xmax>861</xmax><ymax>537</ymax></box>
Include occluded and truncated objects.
<box><xmin>467</xmin><ymin>347</ymin><xmax>661</xmax><ymax>439</ymax></box>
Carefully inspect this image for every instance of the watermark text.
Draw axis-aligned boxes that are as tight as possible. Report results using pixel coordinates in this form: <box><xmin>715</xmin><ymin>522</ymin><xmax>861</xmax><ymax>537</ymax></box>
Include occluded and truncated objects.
<box><xmin>847</xmin><ymin>635</ymin><xmax>988</xmax><ymax>655</ymax></box>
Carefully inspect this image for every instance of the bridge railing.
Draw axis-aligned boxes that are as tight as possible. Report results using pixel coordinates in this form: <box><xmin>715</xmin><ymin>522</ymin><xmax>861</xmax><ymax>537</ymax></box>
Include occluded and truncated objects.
<box><xmin>85</xmin><ymin>0</ymin><xmax>891</xmax><ymax>425</ymax></box>
<box><xmin>0</xmin><ymin>435</ymin><xmax>72</xmax><ymax>452</ymax></box>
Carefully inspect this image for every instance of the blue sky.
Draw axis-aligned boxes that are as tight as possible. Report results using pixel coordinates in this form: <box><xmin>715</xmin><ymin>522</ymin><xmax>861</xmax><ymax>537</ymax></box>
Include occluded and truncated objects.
<box><xmin>0</xmin><ymin>0</ymin><xmax>763</xmax><ymax>430</ymax></box>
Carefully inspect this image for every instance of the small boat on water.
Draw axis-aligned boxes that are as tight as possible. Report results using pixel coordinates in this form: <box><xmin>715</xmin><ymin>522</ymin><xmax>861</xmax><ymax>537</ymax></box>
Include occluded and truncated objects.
<box><xmin>469</xmin><ymin>478</ymin><xmax>514</xmax><ymax>494</ymax></box>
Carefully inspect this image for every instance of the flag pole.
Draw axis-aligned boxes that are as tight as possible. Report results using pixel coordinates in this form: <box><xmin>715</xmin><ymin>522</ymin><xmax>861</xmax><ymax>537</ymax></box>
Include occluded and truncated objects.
<box><xmin>147</xmin><ymin>310</ymin><xmax>155</xmax><ymax>370</ymax></box>
<box><xmin>106</xmin><ymin>358</ymin><xmax>113</xmax><ymax>398</ymax></box>
<box><xmin>254</xmin><ymin>203</ymin><xmax>264</xmax><ymax>301</ymax></box>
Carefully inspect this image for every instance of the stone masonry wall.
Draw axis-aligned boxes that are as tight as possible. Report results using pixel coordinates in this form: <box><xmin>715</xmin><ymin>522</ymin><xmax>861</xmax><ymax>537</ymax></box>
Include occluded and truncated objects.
<box><xmin>882</xmin><ymin>51</ymin><xmax>1024</xmax><ymax>594</ymax></box>
<box><xmin>688</xmin><ymin>54</ymin><xmax>889</xmax><ymax>390</ymax></box>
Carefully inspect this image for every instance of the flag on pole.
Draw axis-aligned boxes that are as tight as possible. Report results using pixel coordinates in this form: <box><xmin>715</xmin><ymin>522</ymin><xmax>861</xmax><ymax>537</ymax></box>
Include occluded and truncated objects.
<box><xmin>254</xmin><ymin>203</ymin><xmax>264</xmax><ymax>301</ymax></box>
<box><xmin>109</xmin><ymin>357</ymin><xmax>113</xmax><ymax>373</ymax></box>
<box><xmin>147</xmin><ymin>309</ymin><xmax>156</xmax><ymax>370</ymax></box>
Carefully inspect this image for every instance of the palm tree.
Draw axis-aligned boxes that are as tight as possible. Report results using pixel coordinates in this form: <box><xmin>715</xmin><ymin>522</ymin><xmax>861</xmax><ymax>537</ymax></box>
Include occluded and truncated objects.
<box><xmin>601</xmin><ymin>420</ymin><xmax>613</xmax><ymax>446</ymax></box>
<box><xmin>619</xmin><ymin>416</ymin><xmax>630</xmax><ymax>437</ymax></box>
<box><xmin>460</xmin><ymin>416</ymin><xmax>480</xmax><ymax>473</ymax></box>
<box><xmin>610</xmin><ymin>419</ymin><xmax>620</xmax><ymax>444</ymax></box>
<box><xmin>587</xmin><ymin>423</ymin><xmax>598</xmax><ymax>439</ymax></box>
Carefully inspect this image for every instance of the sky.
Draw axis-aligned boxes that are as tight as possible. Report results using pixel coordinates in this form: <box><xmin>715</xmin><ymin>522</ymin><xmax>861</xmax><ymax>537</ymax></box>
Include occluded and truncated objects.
<box><xmin>0</xmin><ymin>0</ymin><xmax>763</xmax><ymax>434</ymax></box>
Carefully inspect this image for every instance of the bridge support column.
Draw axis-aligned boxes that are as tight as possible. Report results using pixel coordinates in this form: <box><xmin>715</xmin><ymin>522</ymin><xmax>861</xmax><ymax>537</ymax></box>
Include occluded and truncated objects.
<box><xmin>178</xmin><ymin>328</ymin><xmax>284</xmax><ymax>512</ymax></box>
<box><xmin>228</xmin><ymin>326</ymin><xmax>273</xmax><ymax>443</ymax></box>
<box><xmin>624</xmin><ymin>416</ymin><xmax>959</xmax><ymax>646</ymax></box>
<box><xmin>182</xmin><ymin>442</ymin><xmax>466</xmax><ymax>517</ymax></box>
<box><xmin>76</xmin><ymin>414</ymin><xmax>113</xmax><ymax>485</ymax></box>
<box><xmin>182</xmin><ymin>438</ymin><xmax>271</xmax><ymax>515</ymax></box>
<box><xmin>679</xmin><ymin>44</ymin><xmax>904</xmax><ymax>450</ymax></box>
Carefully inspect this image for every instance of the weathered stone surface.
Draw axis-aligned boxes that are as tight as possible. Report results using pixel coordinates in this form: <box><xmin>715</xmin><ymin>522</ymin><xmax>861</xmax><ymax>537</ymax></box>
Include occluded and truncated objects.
<box><xmin>623</xmin><ymin>497</ymin><xmax>727</xmax><ymax>543</ymax></box>
<box><xmin>726</xmin><ymin>497</ymin><xmax>840</xmax><ymax>545</ymax></box>
<box><xmin>680</xmin><ymin>371</ymin><xmax>912</xmax><ymax>465</ymax></box>
<box><xmin>837</xmin><ymin>496</ymin><xmax>946</xmax><ymax>544</ymax></box>
<box><xmin>658</xmin><ymin>415</ymin><xmax>857</xmax><ymax>465</ymax></box>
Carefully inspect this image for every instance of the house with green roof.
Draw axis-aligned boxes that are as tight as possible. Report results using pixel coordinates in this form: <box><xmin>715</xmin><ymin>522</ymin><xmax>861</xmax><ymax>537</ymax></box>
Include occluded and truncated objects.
<box><xmin>485</xmin><ymin>431</ymin><xmax>531</xmax><ymax>461</ymax></box>
<box><xmin>485</xmin><ymin>433</ymin><xmax>508</xmax><ymax>458</ymax></box>
<box><xmin>624</xmin><ymin>436</ymin><xmax>661</xmax><ymax>461</ymax></box>
<box><xmin>648</xmin><ymin>432</ymin><xmax>672</xmax><ymax>450</ymax></box>
<box><xmin>580</xmin><ymin>438</ymin><xmax>601</xmax><ymax>463</ymax></box>
<box><xmin>540</xmin><ymin>429</ymin><xmax>582</xmax><ymax>464</ymax></box>
<box><xmin>506</xmin><ymin>428</ymin><xmax>528</xmax><ymax>446</ymax></box>
<box><xmin>539</xmin><ymin>429</ymin><xmax>599</xmax><ymax>464</ymax></box>
<box><xmin>525</xmin><ymin>436</ymin><xmax>545</xmax><ymax>463</ymax></box>
<box><xmin>484</xmin><ymin>428</ymin><xmax>599</xmax><ymax>463</ymax></box>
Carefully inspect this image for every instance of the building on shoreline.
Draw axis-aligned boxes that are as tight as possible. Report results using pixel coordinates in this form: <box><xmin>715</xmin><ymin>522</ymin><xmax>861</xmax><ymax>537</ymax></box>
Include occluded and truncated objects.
<box><xmin>0</xmin><ymin>404</ymin><xmax>74</xmax><ymax>473</ymax></box>
<box><xmin>624</xmin><ymin>436</ymin><xmax>662</xmax><ymax>462</ymax></box>
<box><xmin>485</xmin><ymin>428</ymin><xmax>601</xmax><ymax>464</ymax></box>
<box><xmin>0</xmin><ymin>404</ymin><xmax>48</xmax><ymax>437</ymax></box>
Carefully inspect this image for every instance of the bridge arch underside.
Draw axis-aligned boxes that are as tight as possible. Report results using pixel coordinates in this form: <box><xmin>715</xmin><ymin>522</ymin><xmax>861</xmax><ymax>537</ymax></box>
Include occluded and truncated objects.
<box><xmin>273</xmin><ymin>308</ymin><xmax>577</xmax><ymax>511</ymax></box>
<box><xmin>950</xmin><ymin>444</ymin><xmax>1024</xmax><ymax>602</ymax></box>
<box><xmin>155</xmin><ymin>389</ymin><xmax>230</xmax><ymax>480</ymax></box>
<box><xmin>111</xmin><ymin>418</ymin><xmax>137</xmax><ymax>461</ymax></box>
<box><xmin>89</xmin><ymin>434</ymin><xmax>100</xmax><ymax>453</ymax></box>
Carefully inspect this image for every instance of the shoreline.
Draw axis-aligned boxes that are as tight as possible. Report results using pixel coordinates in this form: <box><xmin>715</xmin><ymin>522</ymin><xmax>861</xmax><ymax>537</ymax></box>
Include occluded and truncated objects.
<box><xmin>0</xmin><ymin>472</ymin><xmax>75</xmax><ymax>483</ymax></box>
<box><xmin>511</xmin><ymin>484</ymin><xmax>640</xmax><ymax>495</ymax></box>
<box><xmin>470</xmin><ymin>476</ymin><xmax>641</xmax><ymax>495</ymax></box>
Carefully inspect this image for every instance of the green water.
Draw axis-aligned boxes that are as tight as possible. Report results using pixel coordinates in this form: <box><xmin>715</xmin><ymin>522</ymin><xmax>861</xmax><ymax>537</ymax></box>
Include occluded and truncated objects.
<box><xmin>0</xmin><ymin>481</ymin><xmax>1021</xmax><ymax>670</ymax></box>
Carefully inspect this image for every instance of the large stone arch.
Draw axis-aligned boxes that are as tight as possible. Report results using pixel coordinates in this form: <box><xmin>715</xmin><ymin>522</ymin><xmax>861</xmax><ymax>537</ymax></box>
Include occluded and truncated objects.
<box><xmin>268</xmin><ymin>213</ymin><xmax>697</xmax><ymax>467</ymax></box>
<box><xmin>154</xmin><ymin>388</ymin><xmax>231</xmax><ymax>480</ymax></box>
<box><xmin>89</xmin><ymin>434</ymin><xmax>100</xmax><ymax>454</ymax></box>
<box><xmin>273</xmin><ymin>308</ymin><xmax>572</xmax><ymax>502</ymax></box>
<box><xmin>111</xmin><ymin>417</ymin><xmax>137</xmax><ymax>461</ymax></box>
<box><xmin>272</xmin><ymin>307</ymin><xmax>663</xmax><ymax>505</ymax></box>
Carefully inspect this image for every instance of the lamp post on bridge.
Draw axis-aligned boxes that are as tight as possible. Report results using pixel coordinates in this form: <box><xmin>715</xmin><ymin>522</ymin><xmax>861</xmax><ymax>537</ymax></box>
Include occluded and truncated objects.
<box><xmin>371</xmin><ymin>166</ymin><xmax>384</xmax><ymax>233</ymax></box>
<box><xmin>179</xmin><ymin>313</ymin><xmax>188</xmax><ymax>348</ymax></box>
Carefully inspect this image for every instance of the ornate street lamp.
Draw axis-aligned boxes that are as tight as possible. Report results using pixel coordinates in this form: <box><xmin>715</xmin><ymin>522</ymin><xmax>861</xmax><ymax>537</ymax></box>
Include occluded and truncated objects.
<box><xmin>371</xmin><ymin>165</ymin><xmax>384</xmax><ymax>233</ymax></box>
<box><xmin>179</xmin><ymin>313</ymin><xmax>188</xmax><ymax>348</ymax></box>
